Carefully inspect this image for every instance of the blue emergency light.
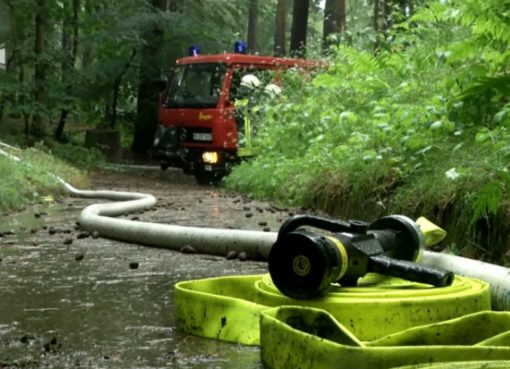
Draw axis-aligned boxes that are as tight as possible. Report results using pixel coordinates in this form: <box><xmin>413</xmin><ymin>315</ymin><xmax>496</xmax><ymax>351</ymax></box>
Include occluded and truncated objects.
<box><xmin>234</xmin><ymin>41</ymin><xmax>247</xmax><ymax>54</ymax></box>
<box><xmin>188</xmin><ymin>45</ymin><xmax>201</xmax><ymax>56</ymax></box>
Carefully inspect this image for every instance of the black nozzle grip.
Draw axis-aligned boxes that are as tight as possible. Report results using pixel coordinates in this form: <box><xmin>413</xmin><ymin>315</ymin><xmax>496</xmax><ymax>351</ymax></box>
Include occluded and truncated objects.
<box><xmin>278</xmin><ymin>215</ymin><xmax>367</xmax><ymax>237</ymax></box>
<box><xmin>369</xmin><ymin>255</ymin><xmax>454</xmax><ymax>287</ymax></box>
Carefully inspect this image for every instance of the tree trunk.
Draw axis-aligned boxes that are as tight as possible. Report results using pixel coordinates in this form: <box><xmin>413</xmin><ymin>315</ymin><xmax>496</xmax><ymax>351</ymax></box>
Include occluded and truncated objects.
<box><xmin>247</xmin><ymin>0</ymin><xmax>259</xmax><ymax>53</ymax></box>
<box><xmin>0</xmin><ymin>3</ymin><xmax>13</xmax><ymax>121</ymax></box>
<box><xmin>81</xmin><ymin>0</ymin><xmax>93</xmax><ymax>68</ymax></box>
<box><xmin>3</xmin><ymin>1</ymin><xmax>31</xmax><ymax>131</ymax></box>
<box><xmin>55</xmin><ymin>0</ymin><xmax>71</xmax><ymax>141</ymax></box>
<box><xmin>339</xmin><ymin>0</ymin><xmax>346</xmax><ymax>31</ymax></box>
<box><xmin>290</xmin><ymin>0</ymin><xmax>309</xmax><ymax>57</ymax></box>
<box><xmin>55</xmin><ymin>0</ymin><xmax>80</xmax><ymax>142</ymax></box>
<box><xmin>72</xmin><ymin>0</ymin><xmax>79</xmax><ymax>59</ymax></box>
<box><xmin>383</xmin><ymin>0</ymin><xmax>409</xmax><ymax>30</ymax></box>
<box><xmin>131</xmin><ymin>0</ymin><xmax>166</xmax><ymax>154</ymax></box>
<box><xmin>104</xmin><ymin>97</ymin><xmax>112</xmax><ymax>125</ymax></box>
<box><xmin>2</xmin><ymin>2</ymin><xmax>29</xmax><ymax>122</ymax></box>
<box><xmin>33</xmin><ymin>0</ymin><xmax>49</xmax><ymax>137</ymax></box>
<box><xmin>110</xmin><ymin>49</ymin><xmax>137</xmax><ymax>129</ymax></box>
<box><xmin>274</xmin><ymin>0</ymin><xmax>286</xmax><ymax>56</ymax></box>
<box><xmin>322</xmin><ymin>0</ymin><xmax>346</xmax><ymax>54</ymax></box>
<box><xmin>374</xmin><ymin>0</ymin><xmax>380</xmax><ymax>32</ymax></box>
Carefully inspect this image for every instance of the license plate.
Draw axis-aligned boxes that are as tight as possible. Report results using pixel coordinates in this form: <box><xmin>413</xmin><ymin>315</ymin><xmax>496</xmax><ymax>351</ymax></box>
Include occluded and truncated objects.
<box><xmin>193</xmin><ymin>132</ymin><xmax>212</xmax><ymax>141</ymax></box>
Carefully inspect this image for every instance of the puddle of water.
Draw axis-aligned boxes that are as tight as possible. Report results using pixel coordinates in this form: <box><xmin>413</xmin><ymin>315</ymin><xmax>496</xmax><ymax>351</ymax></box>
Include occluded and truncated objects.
<box><xmin>0</xmin><ymin>204</ymin><xmax>267</xmax><ymax>368</ymax></box>
<box><xmin>1</xmin><ymin>202</ymin><xmax>72</xmax><ymax>231</ymax></box>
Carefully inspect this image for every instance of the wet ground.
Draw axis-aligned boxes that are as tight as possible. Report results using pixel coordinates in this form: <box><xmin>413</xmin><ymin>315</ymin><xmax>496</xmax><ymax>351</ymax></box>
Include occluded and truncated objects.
<box><xmin>0</xmin><ymin>166</ymin><xmax>299</xmax><ymax>369</ymax></box>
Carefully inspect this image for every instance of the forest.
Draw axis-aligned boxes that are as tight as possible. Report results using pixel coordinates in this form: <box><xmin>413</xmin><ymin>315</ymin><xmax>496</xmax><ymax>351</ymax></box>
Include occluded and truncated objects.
<box><xmin>0</xmin><ymin>0</ymin><xmax>509</xmax><ymax>264</ymax></box>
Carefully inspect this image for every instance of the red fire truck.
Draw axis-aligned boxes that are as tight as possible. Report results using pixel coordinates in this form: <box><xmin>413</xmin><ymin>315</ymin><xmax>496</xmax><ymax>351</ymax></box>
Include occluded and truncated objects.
<box><xmin>153</xmin><ymin>43</ymin><xmax>319</xmax><ymax>184</ymax></box>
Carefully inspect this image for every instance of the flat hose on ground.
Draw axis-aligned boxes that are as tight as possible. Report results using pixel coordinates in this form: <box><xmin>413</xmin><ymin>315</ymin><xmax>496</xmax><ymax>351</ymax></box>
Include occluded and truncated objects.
<box><xmin>259</xmin><ymin>306</ymin><xmax>510</xmax><ymax>369</ymax></box>
<box><xmin>61</xmin><ymin>180</ymin><xmax>276</xmax><ymax>258</ymax></box>
<box><xmin>393</xmin><ymin>362</ymin><xmax>510</xmax><ymax>369</ymax></box>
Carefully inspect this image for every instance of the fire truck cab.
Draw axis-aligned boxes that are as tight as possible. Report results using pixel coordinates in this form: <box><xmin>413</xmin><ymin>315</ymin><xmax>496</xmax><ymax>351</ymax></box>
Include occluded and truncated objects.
<box><xmin>153</xmin><ymin>44</ymin><xmax>317</xmax><ymax>185</ymax></box>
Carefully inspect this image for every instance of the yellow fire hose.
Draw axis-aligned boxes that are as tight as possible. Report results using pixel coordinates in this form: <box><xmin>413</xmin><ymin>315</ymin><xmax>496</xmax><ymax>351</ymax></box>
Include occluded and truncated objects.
<box><xmin>175</xmin><ymin>274</ymin><xmax>510</xmax><ymax>368</ymax></box>
<box><xmin>260</xmin><ymin>307</ymin><xmax>510</xmax><ymax>369</ymax></box>
<box><xmin>175</xmin><ymin>218</ymin><xmax>510</xmax><ymax>368</ymax></box>
<box><xmin>393</xmin><ymin>362</ymin><xmax>510</xmax><ymax>369</ymax></box>
<box><xmin>175</xmin><ymin>274</ymin><xmax>490</xmax><ymax>344</ymax></box>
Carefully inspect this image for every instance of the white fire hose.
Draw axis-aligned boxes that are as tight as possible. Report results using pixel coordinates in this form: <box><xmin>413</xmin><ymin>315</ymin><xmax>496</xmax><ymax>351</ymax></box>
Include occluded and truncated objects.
<box><xmin>1</xmin><ymin>144</ymin><xmax>509</xmax><ymax>310</ymax></box>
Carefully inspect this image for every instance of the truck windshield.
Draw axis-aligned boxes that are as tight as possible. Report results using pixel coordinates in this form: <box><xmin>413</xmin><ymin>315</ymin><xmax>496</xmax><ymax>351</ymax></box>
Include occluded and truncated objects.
<box><xmin>164</xmin><ymin>63</ymin><xmax>227</xmax><ymax>108</ymax></box>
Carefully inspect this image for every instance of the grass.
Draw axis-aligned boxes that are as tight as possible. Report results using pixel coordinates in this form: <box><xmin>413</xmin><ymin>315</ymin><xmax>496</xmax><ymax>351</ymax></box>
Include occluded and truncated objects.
<box><xmin>0</xmin><ymin>142</ymin><xmax>89</xmax><ymax>213</ymax></box>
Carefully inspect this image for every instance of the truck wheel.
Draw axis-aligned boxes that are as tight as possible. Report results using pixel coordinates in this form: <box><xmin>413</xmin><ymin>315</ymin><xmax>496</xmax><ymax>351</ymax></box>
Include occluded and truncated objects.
<box><xmin>195</xmin><ymin>172</ymin><xmax>222</xmax><ymax>186</ymax></box>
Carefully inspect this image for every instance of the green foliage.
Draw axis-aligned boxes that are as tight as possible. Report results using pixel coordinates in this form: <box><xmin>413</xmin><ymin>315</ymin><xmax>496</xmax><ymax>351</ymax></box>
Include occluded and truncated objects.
<box><xmin>0</xmin><ymin>144</ymin><xmax>87</xmax><ymax>212</ymax></box>
<box><xmin>226</xmin><ymin>0</ymin><xmax>510</xmax><ymax>263</ymax></box>
<box><xmin>44</xmin><ymin>140</ymin><xmax>106</xmax><ymax>170</ymax></box>
<box><xmin>1</xmin><ymin>0</ymin><xmax>326</xmax><ymax>134</ymax></box>
<box><xmin>0</xmin><ymin>2</ymin><xmax>9</xmax><ymax>42</ymax></box>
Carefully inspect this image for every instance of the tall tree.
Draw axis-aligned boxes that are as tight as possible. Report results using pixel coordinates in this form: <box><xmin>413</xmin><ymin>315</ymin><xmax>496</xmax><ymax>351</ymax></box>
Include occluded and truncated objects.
<box><xmin>247</xmin><ymin>0</ymin><xmax>259</xmax><ymax>53</ymax></box>
<box><xmin>110</xmin><ymin>48</ymin><xmax>137</xmax><ymax>129</ymax></box>
<box><xmin>81</xmin><ymin>0</ymin><xmax>94</xmax><ymax>69</ymax></box>
<box><xmin>374</xmin><ymin>0</ymin><xmax>380</xmax><ymax>32</ymax></box>
<box><xmin>33</xmin><ymin>0</ymin><xmax>49</xmax><ymax>136</ymax></box>
<box><xmin>6</xmin><ymin>1</ymin><xmax>31</xmax><ymax>130</ymax></box>
<box><xmin>322</xmin><ymin>0</ymin><xmax>345</xmax><ymax>54</ymax></box>
<box><xmin>0</xmin><ymin>1</ymin><xmax>12</xmax><ymax>121</ymax></box>
<box><xmin>290</xmin><ymin>0</ymin><xmax>309</xmax><ymax>57</ymax></box>
<box><xmin>274</xmin><ymin>0</ymin><xmax>286</xmax><ymax>56</ymax></box>
<box><xmin>383</xmin><ymin>0</ymin><xmax>414</xmax><ymax>30</ymax></box>
<box><xmin>131</xmin><ymin>0</ymin><xmax>166</xmax><ymax>154</ymax></box>
<box><xmin>55</xmin><ymin>0</ymin><xmax>80</xmax><ymax>141</ymax></box>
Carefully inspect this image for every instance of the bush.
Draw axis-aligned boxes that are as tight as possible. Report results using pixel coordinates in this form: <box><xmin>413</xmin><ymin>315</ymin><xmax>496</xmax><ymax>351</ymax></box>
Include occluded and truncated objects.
<box><xmin>0</xmin><ymin>144</ymin><xmax>88</xmax><ymax>212</ymax></box>
<box><xmin>226</xmin><ymin>0</ymin><xmax>510</xmax><ymax>264</ymax></box>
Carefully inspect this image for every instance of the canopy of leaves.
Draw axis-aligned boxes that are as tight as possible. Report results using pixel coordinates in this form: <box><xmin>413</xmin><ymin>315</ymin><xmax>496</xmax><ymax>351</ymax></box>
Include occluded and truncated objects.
<box><xmin>0</xmin><ymin>0</ymin><xmax>325</xmax><ymax>129</ymax></box>
<box><xmin>0</xmin><ymin>3</ymin><xmax>8</xmax><ymax>43</ymax></box>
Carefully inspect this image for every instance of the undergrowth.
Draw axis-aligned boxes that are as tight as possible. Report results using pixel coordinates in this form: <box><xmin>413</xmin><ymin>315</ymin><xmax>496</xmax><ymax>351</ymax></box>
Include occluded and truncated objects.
<box><xmin>0</xmin><ymin>144</ymin><xmax>89</xmax><ymax>212</ymax></box>
<box><xmin>225</xmin><ymin>0</ymin><xmax>510</xmax><ymax>264</ymax></box>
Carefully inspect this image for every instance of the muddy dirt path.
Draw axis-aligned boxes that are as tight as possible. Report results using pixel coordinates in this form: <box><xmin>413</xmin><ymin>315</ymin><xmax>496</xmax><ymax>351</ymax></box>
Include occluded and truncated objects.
<box><xmin>0</xmin><ymin>166</ymin><xmax>301</xmax><ymax>369</ymax></box>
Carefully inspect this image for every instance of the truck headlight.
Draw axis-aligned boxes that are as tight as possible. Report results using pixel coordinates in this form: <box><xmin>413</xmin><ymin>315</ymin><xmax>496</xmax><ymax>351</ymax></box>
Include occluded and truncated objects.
<box><xmin>202</xmin><ymin>151</ymin><xmax>219</xmax><ymax>164</ymax></box>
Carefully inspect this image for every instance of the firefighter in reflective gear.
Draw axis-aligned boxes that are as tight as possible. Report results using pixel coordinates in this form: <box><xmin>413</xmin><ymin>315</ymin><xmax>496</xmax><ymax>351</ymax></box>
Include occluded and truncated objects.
<box><xmin>264</xmin><ymin>83</ymin><xmax>282</xmax><ymax>99</ymax></box>
<box><xmin>235</xmin><ymin>74</ymin><xmax>262</xmax><ymax>154</ymax></box>
<box><xmin>240</xmin><ymin>74</ymin><xmax>261</xmax><ymax>94</ymax></box>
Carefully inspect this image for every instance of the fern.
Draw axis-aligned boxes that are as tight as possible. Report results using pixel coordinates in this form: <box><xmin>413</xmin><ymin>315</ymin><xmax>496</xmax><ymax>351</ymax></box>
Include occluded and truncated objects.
<box><xmin>470</xmin><ymin>180</ymin><xmax>503</xmax><ymax>226</ymax></box>
<box><xmin>459</xmin><ymin>0</ymin><xmax>510</xmax><ymax>44</ymax></box>
<box><xmin>409</xmin><ymin>1</ymin><xmax>451</xmax><ymax>24</ymax></box>
<box><xmin>330</xmin><ymin>46</ymin><xmax>382</xmax><ymax>74</ymax></box>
